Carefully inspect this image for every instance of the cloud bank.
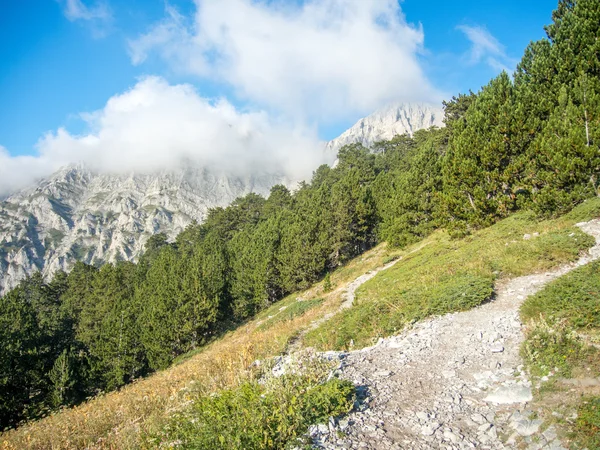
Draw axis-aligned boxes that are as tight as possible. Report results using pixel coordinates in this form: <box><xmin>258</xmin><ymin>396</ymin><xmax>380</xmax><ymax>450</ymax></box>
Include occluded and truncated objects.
<box><xmin>0</xmin><ymin>77</ymin><xmax>323</xmax><ymax>197</ymax></box>
<box><xmin>129</xmin><ymin>0</ymin><xmax>442</xmax><ymax>121</ymax></box>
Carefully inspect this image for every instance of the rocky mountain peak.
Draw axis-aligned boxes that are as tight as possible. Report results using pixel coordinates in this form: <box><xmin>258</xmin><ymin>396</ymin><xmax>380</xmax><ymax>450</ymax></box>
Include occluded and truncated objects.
<box><xmin>325</xmin><ymin>102</ymin><xmax>445</xmax><ymax>157</ymax></box>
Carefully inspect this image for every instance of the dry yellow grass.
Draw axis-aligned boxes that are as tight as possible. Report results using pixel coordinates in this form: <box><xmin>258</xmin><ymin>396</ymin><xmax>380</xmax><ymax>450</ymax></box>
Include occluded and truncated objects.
<box><xmin>1</xmin><ymin>243</ymin><xmax>397</xmax><ymax>450</ymax></box>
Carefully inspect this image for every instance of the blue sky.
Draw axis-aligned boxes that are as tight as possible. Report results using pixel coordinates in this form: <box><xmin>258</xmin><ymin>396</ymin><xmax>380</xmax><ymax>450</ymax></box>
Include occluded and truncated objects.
<box><xmin>0</xmin><ymin>0</ymin><xmax>557</xmax><ymax>194</ymax></box>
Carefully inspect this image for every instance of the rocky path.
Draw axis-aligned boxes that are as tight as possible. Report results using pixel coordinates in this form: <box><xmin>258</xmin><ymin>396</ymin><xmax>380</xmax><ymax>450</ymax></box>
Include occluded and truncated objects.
<box><xmin>309</xmin><ymin>220</ymin><xmax>600</xmax><ymax>450</ymax></box>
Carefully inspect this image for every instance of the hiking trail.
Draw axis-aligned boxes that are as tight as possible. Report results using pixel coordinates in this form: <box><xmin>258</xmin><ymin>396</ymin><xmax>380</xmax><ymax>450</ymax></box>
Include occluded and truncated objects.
<box><xmin>305</xmin><ymin>219</ymin><xmax>600</xmax><ymax>450</ymax></box>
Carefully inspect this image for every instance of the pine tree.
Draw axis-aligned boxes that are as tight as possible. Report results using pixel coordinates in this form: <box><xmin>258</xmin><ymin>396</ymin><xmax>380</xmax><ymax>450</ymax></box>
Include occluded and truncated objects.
<box><xmin>526</xmin><ymin>79</ymin><xmax>600</xmax><ymax>213</ymax></box>
<box><xmin>48</xmin><ymin>349</ymin><xmax>73</xmax><ymax>407</ymax></box>
<box><xmin>441</xmin><ymin>72</ymin><xmax>523</xmax><ymax>232</ymax></box>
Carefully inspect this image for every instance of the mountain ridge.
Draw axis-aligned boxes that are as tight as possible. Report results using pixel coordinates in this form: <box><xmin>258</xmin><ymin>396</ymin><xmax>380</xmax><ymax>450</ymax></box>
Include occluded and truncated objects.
<box><xmin>0</xmin><ymin>164</ymin><xmax>288</xmax><ymax>294</ymax></box>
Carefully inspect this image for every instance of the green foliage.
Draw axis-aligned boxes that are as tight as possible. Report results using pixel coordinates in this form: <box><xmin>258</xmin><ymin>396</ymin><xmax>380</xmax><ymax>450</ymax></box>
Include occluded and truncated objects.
<box><xmin>373</xmin><ymin>130</ymin><xmax>444</xmax><ymax>247</ymax></box>
<box><xmin>576</xmin><ymin>397</ymin><xmax>600</xmax><ymax>449</ymax></box>
<box><xmin>307</xmin><ymin>272</ymin><xmax>493</xmax><ymax>351</ymax></box>
<box><xmin>137</xmin><ymin>245</ymin><xmax>220</xmax><ymax>370</ymax></box>
<box><xmin>48</xmin><ymin>350</ymin><xmax>74</xmax><ymax>408</ymax></box>
<box><xmin>229</xmin><ymin>217</ymin><xmax>283</xmax><ymax>320</ymax></box>
<box><xmin>0</xmin><ymin>273</ymin><xmax>73</xmax><ymax>427</ymax></box>
<box><xmin>75</xmin><ymin>263</ymin><xmax>147</xmax><ymax>390</ymax></box>
<box><xmin>519</xmin><ymin>234</ymin><xmax>600</xmax><ymax>448</ymax></box>
<box><xmin>440</xmin><ymin>72</ymin><xmax>524</xmax><ymax>231</ymax></box>
<box><xmin>153</xmin><ymin>369</ymin><xmax>355</xmax><ymax>449</ymax></box>
<box><xmin>143</xmin><ymin>232</ymin><xmax>169</xmax><ymax>261</ymax></box>
<box><xmin>323</xmin><ymin>273</ymin><xmax>332</xmax><ymax>292</ymax></box>
<box><xmin>521</xmin><ymin>258</ymin><xmax>600</xmax><ymax>379</ymax></box>
<box><xmin>525</xmin><ymin>80</ymin><xmax>600</xmax><ymax>215</ymax></box>
<box><xmin>4</xmin><ymin>0</ymin><xmax>600</xmax><ymax>431</ymax></box>
<box><xmin>305</xmin><ymin>205</ymin><xmax>597</xmax><ymax>351</ymax></box>
<box><xmin>521</xmin><ymin>320</ymin><xmax>595</xmax><ymax>377</ymax></box>
<box><xmin>442</xmin><ymin>91</ymin><xmax>477</xmax><ymax>130</ymax></box>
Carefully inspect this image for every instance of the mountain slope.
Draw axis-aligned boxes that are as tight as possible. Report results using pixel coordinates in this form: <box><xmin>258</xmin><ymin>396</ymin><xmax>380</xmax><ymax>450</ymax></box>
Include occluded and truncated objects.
<box><xmin>0</xmin><ymin>164</ymin><xmax>287</xmax><ymax>295</ymax></box>
<box><xmin>325</xmin><ymin>102</ymin><xmax>444</xmax><ymax>156</ymax></box>
<box><xmin>2</xmin><ymin>199</ymin><xmax>598</xmax><ymax>450</ymax></box>
<box><xmin>307</xmin><ymin>218</ymin><xmax>600</xmax><ymax>449</ymax></box>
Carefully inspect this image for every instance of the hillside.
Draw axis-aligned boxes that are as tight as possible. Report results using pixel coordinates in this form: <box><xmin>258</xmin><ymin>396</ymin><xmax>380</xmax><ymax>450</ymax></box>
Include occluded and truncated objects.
<box><xmin>2</xmin><ymin>198</ymin><xmax>599</xmax><ymax>449</ymax></box>
<box><xmin>1</xmin><ymin>1</ymin><xmax>600</xmax><ymax>448</ymax></box>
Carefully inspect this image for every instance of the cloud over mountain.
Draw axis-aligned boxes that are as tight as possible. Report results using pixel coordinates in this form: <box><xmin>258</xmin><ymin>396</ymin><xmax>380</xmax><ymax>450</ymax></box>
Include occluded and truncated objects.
<box><xmin>0</xmin><ymin>77</ymin><xmax>324</xmax><ymax>196</ymax></box>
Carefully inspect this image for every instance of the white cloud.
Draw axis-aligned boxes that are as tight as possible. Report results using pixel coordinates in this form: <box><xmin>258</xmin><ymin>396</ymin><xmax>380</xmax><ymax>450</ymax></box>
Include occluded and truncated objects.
<box><xmin>0</xmin><ymin>147</ymin><xmax>61</xmax><ymax>199</ymax></box>
<box><xmin>59</xmin><ymin>0</ymin><xmax>112</xmax><ymax>37</ymax></box>
<box><xmin>0</xmin><ymin>77</ymin><xmax>325</xmax><ymax>197</ymax></box>
<box><xmin>2</xmin><ymin>0</ymin><xmax>444</xmax><ymax>196</ymax></box>
<box><xmin>457</xmin><ymin>25</ymin><xmax>516</xmax><ymax>73</ymax></box>
<box><xmin>129</xmin><ymin>0</ymin><xmax>442</xmax><ymax>122</ymax></box>
<box><xmin>61</xmin><ymin>0</ymin><xmax>111</xmax><ymax>21</ymax></box>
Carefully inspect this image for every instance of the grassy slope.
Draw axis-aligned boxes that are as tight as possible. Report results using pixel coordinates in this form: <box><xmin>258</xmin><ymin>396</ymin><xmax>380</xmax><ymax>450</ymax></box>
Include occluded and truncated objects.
<box><xmin>521</xmin><ymin>256</ymin><xmax>600</xmax><ymax>448</ymax></box>
<box><xmin>152</xmin><ymin>359</ymin><xmax>355</xmax><ymax>449</ymax></box>
<box><xmin>2</xmin><ymin>198</ymin><xmax>600</xmax><ymax>449</ymax></box>
<box><xmin>305</xmin><ymin>199</ymin><xmax>600</xmax><ymax>351</ymax></box>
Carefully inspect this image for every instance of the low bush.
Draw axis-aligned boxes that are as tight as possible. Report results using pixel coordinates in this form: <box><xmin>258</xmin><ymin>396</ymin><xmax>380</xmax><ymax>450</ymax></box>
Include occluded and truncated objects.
<box><xmin>575</xmin><ymin>397</ymin><xmax>600</xmax><ymax>449</ymax></box>
<box><xmin>520</xmin><ymin>319</ymin><xmax>593</xmax><ymax>377</ymax></box>
<box><xmin>521</xmin><ymin>261</ymin><xmax>600</xmax><ymax>330</ymax></box>
<box><xmin>521</xmin><ymin>260</ymin><xmax>600</xmax><ymax>377</ymax></box>
<box><xmin>151</xmin><ymin>358</ymin><xmax>355</xmax><ymax>449</ymax></box>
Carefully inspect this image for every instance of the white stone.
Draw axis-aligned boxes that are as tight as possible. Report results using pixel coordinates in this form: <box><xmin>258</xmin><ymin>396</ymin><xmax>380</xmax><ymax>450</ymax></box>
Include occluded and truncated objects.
<box><xmin>511</xmin><ymin>418</ymin><xmax>543</xmax><ymax>437</ymax></box>
<box><xmin>484</xmin><ymin>385</ymin><xmax>533</xmax><ymax>404</ymax></box>
<box><xmin>421</xmin><ymin>422</ymin><xmax>441</xmax><ymax>436</ymax></box>
<box><xmin>490</xmin><ymin>343</ymin><xmax>505</xmax><ymax>353</ymax></box>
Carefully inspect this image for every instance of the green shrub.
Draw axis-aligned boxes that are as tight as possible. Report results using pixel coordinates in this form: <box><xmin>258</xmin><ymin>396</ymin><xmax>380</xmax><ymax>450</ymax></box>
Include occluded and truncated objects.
<box><xmin>520</xmin><ymin>320</ymin><xmax>590</xmax><ymax>377</ymax></box>
<box><xmin>521</xmin><ymin>260</ymin><xmax>600</xmax><ymax>377</ymax></box>
<box><xmin>154</xmin><ymin>368</ymin><xmax>355</xmax><ymax>449</ymax></box>
<box><xmin>575</xmin><ymin>397</ymin><xmax>600</xmax><ymax>449</ymax></box>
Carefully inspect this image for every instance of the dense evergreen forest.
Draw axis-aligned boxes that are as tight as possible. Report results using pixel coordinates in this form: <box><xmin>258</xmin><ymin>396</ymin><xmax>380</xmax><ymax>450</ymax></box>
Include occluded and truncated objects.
<box><xmin>1</xmin><ymin>0</ymin><xmax>599</xmax><ymax>430</ymax></box>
